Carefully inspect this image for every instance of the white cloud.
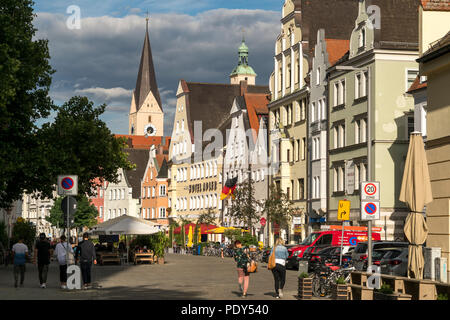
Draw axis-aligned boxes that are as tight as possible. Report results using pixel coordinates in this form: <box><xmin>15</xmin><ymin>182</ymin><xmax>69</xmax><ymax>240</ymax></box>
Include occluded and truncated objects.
<box><xmin>33</xmin><ymin>9</ymin><xmax>279</xmax><ymax>135</ymax></box>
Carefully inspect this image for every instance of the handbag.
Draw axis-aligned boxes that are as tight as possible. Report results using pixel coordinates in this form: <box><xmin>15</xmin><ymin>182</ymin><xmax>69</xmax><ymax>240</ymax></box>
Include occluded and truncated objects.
<box><xmin>267</xmin><ymin>246</ymin><xmax>276</xmax><ymax>270</ymax></box>
<box><xmin>247</xmin><ymin>260</ymin><xmax>257</xmax><ymax>273</ymax></box>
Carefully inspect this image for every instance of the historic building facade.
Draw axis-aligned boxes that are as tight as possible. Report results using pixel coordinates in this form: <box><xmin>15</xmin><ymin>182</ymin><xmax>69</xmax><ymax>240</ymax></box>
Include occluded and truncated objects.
<box><xmin>327</xmin><ymin>0</ymin><xmax>420</xmax><ymax>240</ymax></box>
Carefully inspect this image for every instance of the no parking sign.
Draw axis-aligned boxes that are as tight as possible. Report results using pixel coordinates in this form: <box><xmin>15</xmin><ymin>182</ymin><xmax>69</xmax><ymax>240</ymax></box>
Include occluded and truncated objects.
<box><xmin>57</xmin><ymin>175</ymin><xmax>78</xmax><ymax>196</ymax></box>
<box><xmin>361</xmin><ymin>201</ymin><xmax>380</xmax><ymax>220</ymax></box>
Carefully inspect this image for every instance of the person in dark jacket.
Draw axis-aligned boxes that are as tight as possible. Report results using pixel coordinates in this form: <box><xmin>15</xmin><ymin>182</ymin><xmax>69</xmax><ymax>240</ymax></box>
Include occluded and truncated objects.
<box><xmin>75</xmin><ymin>233</ymin><xmax>97</xmax><ymax>289</ymax></box>
<box><xmin>233</xmin><ymin>240</ymin><xmax>250</xmax><ymax>298</ymax></box>
<box><xmin>33</xmin><ymin>233</ymin><xmax>51</xmax><ymax>288</ymax></box>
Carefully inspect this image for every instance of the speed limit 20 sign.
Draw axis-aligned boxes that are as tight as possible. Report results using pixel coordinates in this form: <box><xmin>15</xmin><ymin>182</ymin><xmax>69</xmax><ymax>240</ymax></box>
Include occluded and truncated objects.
<box><xmin>361</xmin><ymin>181</ymin><xmax>380</xmax><ymax>201</ymax></box>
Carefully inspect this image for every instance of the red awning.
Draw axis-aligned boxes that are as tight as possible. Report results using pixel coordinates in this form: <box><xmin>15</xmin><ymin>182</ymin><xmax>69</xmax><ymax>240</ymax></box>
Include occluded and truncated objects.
<box><xmin>173</xmin><ymin>223</ymin><xmax>217</xmax><ymax>235</ymax></box>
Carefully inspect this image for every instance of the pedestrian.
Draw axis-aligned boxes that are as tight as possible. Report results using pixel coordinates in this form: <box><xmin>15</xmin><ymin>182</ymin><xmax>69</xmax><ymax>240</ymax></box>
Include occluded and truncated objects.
<box><xmin>270</xmin><ymin>237</ymin><xmax>289</xmax><ymax>299</ymax></box>
<box><xmin>75</xmin><ymin>232</ymin><xmax>97</xmax><ymax>290</ymax></box>
<box><xmin>54</xmin><ymin>235</ymin><xmax>73</xmax><ymax>289</ymax></box>
<box><xmin>12</xmin><ymin>238</ymin><xmax>29</xmax><ymax>288</ymax></box>
<box><xmin>34</xmin><ymin>233</ymin><xmax>51</xmax><ymax>288</ymax></box>
<box><xmin>233</xmin><ymin>240</ymin><xmax>250</xmax><ymax>298</ymax></box>
<box><xmin>220</xmin><ymin>239</ymin><xmax>226</xmax><ymax>259</ymax></box>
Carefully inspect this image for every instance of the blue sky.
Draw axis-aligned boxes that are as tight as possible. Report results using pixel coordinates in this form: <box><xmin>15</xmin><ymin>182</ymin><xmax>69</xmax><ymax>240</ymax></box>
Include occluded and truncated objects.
<box><xmin>33</xmin><ymin>1</ymin><xmax>283</xmax><ymax>135</ymax></box>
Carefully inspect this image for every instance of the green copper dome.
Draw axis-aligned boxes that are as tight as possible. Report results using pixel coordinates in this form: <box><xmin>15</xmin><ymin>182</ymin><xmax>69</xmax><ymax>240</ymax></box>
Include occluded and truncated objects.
<box><xmin>230</xmin><ymin>39</ymin><xmax>257</xmax><ymax>76</ymax></box>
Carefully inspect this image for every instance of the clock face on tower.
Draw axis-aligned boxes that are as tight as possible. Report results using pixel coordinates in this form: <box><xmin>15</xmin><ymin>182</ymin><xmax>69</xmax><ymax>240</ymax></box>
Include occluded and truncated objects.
<box><xmin>144</xmin><ymin>123</ymin><xmax>157</xmax><ymax>136</ymax></box>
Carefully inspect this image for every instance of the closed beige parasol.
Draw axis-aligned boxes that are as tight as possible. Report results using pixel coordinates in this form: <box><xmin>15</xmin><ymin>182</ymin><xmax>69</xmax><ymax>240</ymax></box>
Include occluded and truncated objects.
<box><xmin>400</xmin><ymin>132</ymin><xmax>433</xmax><ymax>279</ymax></box>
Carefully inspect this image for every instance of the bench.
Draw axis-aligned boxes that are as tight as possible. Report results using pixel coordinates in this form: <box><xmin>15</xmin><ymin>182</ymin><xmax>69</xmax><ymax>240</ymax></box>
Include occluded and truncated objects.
<box><xmin>134</xmin><ymin>252</ymin><xmax>154</xmax><ymax>265</ymax></box>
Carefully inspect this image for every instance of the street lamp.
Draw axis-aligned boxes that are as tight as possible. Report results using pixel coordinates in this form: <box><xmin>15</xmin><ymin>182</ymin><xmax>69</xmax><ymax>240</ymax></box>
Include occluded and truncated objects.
<box><xmin>335</xmin><ymin>65</ymin><xmax>373</xmax><ymax>267</ymax></box>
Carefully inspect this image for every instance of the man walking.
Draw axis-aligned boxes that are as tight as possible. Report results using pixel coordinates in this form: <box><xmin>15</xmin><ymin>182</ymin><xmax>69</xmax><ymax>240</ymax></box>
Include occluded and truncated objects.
<box><xmin>75</xmin><ymin>232</ymin><xmax>97</xmax><ymax>289</ymax></box>
<box><xmin>34</xmin><ymin>233</ymin><xmax>51</xmax><ymax>288</ymax></box>
<box><xmin>12</xmin><ymin>238</ymin><xmax>29</xmax><ymax>288</ymax></box>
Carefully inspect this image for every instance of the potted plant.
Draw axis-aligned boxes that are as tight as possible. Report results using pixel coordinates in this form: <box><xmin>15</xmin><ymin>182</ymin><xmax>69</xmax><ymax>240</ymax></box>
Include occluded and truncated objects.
<box><xmin>298</xmin><ymin>272</ymin><xmax>312</xmax><ymax>300</ymax></box>
<box><xmin>152</xmin><ymin>232</ymin><xmax>168</xmax><ymax>265</ymax></box>
<box><xmin>332</xmin><ymin>276</ymin><xmax>348</xmax><ymax>300</ymax></box>
<box><xmin>374</xmin><ymin>283</ymin><xmax>397</xmax><ymax>300</ymax></box>
<box><xmin>437</xmin><ymin>293</ymin><xmax>448</xmax><ymax>301</ymax></box>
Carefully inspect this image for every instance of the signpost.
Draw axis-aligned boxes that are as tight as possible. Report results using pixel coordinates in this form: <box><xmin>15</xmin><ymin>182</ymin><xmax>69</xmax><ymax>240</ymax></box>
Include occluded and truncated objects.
<box><xmin>57</xmin><ymin>175</ymin><xmax>78</xmax><ymax>286</ymax></box>
<box><xmin>338</xmin><ymin>200</ymin><xmax>350</xmax><ymax>265</ymax></box>
<box><xmin>361</xmin><ymin>181</ymin><xmax>380</xmax><ymax>270</ymax></box>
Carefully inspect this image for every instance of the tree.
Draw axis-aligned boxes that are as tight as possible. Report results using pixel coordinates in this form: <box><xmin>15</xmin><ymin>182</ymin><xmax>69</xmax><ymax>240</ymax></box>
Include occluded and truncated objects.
<box><xmin>0</xmin><ymin>0</ymin><xmax>55</xmax><ymax>209</ymax></box>
<box><xmin>263</xmin><ymin>183</ymin><xmax>296</xmax><ymax>238</ymax></box>
<box><xmin>36</xmin><ymin>96</ymin><xmax>134</xmax><ymax>200</ymax></box>
<box><xmin>226</xmin><ymin>176</ymin><xmax>262</xmax><ymax>234</ymax></box>
<box><xmin>11</xmin><ymin>219</ymin><xmax>36</xmax><ymax>250</ymax></box>
<box><xmin>0</xmin><ymin>221</ymin><xmax>8</xmax><ymax>248</ymax></box>
<box><xmin>46</xmin><ymin>195</ymin><xmax>99</xmax><ymax>231</ymax></box>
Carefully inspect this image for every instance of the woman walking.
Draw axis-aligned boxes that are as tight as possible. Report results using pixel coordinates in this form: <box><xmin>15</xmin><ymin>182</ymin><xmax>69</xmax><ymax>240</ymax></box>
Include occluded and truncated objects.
<box><xmin>271</xmin><ymin>238</ymin><xmax>289</xmax><ymax>298</ymax></box>
<box><xmin>233</xmin><ymin>240</ymin><xmax>250</xmax><ymax>298</ymax></box>
<box><xmin>54</xmin><ymin>235</ymin><xmax>73</xmax><ymax>289</ymax></box>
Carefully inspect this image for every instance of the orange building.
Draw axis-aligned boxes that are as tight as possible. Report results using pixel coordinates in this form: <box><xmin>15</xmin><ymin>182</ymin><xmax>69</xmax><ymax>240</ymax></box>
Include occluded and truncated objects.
<box><xmin>141</xmin><ymin>144</ymin><xmax>170</xmax><ymax>226</ymax></box>
<box><xmin>90</xmin><ymin>178</ymin><xmax>108</xmax><ymax>223</ymax></box>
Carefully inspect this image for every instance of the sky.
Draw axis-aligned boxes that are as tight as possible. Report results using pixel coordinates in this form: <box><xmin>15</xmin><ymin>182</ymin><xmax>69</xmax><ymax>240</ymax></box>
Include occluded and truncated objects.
<box><xmin>32</xmin><ymin>0</ymin><xmax>283</xmax><ymax>135</ymax></box>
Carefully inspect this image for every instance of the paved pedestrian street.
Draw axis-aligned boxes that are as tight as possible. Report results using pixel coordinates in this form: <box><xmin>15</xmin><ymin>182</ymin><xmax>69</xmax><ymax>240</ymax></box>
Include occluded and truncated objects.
<box><xmin>0</xmin><ymin>254</ymin><xmax>321</xmax><ymax>300</ymax></box>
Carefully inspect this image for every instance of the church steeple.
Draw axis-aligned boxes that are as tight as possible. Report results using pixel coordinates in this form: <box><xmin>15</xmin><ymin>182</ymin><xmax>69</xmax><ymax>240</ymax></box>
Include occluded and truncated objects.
<box><xmin>134</xmin><ymin>17</ymin><xmax>162</xmax><ymax>111</ymax></box>
<box><xmin>230</xmin><ymin>35</ymin><xmax>257</xmax><ymax>85</ymax></box>
<box><xmin>129</xmin><ymin>17</ymin><xmax>164</xmax><ymax>137</ymax></box>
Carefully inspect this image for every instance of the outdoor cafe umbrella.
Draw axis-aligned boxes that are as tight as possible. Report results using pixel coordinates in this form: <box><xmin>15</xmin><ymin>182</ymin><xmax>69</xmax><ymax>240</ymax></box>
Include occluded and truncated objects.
<box><xmin>90</xmin><ymin>215</ymin><xmax>162</xmax><ymax>235</ymax></box>
<box><xmin>399</xmin><ymin>132</ymin><xmax>433</xmax><ymax>279</ymax></box>
<box><xmin>187</xmin><ymin>225</ymin><xmax>193</xmax><ymax>248</ymax></box>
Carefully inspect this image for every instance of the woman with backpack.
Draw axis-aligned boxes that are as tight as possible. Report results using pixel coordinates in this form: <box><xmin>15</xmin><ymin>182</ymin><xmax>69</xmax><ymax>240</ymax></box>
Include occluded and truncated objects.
<box><xmin>269</xmin><ymin>237</ymin><xmax>289</xmax><ymax>299</ymax></box>
<box><xmin>233</xmin><ymin>240</ymin><xmax>250</xmax><ymax>298</ymax></box>
<box><xmin>54</xmin><ymin>235</ymin><xmax>74</xmax><ymax>289</ymax></box>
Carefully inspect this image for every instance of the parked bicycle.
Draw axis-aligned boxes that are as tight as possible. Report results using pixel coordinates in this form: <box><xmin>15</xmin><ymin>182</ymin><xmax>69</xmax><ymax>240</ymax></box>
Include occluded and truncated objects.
<box><xmin>311</xmin><ymin>258</ymin><xmax>355</xmax><ymax>298</ymax></box>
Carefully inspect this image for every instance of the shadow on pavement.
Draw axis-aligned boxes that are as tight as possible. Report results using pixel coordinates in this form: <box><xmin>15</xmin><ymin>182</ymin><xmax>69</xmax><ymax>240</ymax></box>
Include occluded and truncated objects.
<box><xmin>96</xmin><ymin>285</ymin><xmax>204</xmax><ymax>300</ymax></box>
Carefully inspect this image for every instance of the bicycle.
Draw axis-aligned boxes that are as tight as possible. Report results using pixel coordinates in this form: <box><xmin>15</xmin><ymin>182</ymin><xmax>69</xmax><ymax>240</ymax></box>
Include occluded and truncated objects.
<box><xmin>311</xmin><ymin>258</ymin><xmax>355</xmax><ymax>298</ymax></box>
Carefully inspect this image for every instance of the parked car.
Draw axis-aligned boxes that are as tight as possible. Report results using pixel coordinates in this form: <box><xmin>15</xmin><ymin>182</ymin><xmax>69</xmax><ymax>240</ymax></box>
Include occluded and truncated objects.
<box><xmin>285</xmin><ymin>227</ymin><xmax>381</xmax><ymax>269</ymax></box>
<box><xmin>361</xmin><ymin>248</ymin><xmax>398</xmax><ymax>271</ymax></box>
<box><xmin>352</xmin><ymin>241</ymin><xmax>409</xmax><ymax>271</ymax></box>
<box><xmin>302</xmin><ymin>246</ymin><xmax>353</xmax><ymax>272</ymax></box>
<box><xmin>380</xmin><ymin>247</ymin><xmax>410</xmax><ymax>277</ymax></box>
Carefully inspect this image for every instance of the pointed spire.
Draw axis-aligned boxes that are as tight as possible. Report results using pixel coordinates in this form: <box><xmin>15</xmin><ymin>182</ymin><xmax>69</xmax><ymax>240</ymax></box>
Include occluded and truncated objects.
<box><xmin>134</xmin><ymin>15</ymin><xmax>162</xmax><ymax>111</ymax></box>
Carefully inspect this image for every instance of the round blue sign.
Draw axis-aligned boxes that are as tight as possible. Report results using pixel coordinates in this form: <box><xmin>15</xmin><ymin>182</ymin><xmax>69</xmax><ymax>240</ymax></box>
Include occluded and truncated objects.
<box><xmin>364</xmin><ymin>202</ymin><xmax>377</xmax><ymax>215</ymax></box>
<box><xmin>61</xmin><ymin>177</ymin><xmax>74</xmax><ymax>190</ymax></box>
<box><xmin>349</xmin><ymin>237</ymin><xmax>358</xmax><ymax>246</ymax></box>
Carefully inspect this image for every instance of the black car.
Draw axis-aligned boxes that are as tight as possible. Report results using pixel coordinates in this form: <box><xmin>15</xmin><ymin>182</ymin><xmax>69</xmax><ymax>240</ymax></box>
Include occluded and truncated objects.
<box><xmin>300</xmin><ymin>246</ymin><xmax>352</xmax><ymax>272</ymax></box>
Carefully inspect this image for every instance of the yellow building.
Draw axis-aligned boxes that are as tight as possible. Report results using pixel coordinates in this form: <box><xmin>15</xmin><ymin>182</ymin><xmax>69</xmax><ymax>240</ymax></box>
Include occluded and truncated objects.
<box><xmin>418</xmin><ymin>30</ymin><xmax>450</xmax><ymax>283</ymax></box>
<box><xmin>268</xmin><ymin>0</ymin><xmax>309</xmax><ymax>244</ymax></box>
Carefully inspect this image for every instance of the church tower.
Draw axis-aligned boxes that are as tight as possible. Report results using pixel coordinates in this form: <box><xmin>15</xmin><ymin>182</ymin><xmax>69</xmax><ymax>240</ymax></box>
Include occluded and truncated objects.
<box><xmin>230</xmin><ymin>36</ymin><xmax>257</xmax><ymax>85</ymax></box>
<box><xmin>129</xmin><ymin>17</ymin><xmax>164</xmax><ymax>136</ymax></box>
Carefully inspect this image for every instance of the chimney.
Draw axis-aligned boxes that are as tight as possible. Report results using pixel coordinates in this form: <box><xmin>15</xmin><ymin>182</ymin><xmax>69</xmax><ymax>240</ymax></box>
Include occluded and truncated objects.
<box><xmin>240</xmin><ymin>80</ymin><xmax>248</xmax><ymax>96</ymax></box>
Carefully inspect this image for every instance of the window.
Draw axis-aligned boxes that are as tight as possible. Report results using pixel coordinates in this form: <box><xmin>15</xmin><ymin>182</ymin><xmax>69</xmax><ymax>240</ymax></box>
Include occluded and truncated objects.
<box><xmin>355</xmin><ymin>118</ymin><xmax>367</xmax><ymax>144</ymax></box>
<box><xmin>152</xmin><ymin>187</ymin><xmax>156</xmax><ymax>197</ymax></box>
<box><xmin>359</xmin><ymin>28</ymin><xmax>366</xmax><ymax>48</ymax></box>
<box><xmin>159</xmin><ymin>185</ymin><xmax>166</xmax><ymax>196</ymax></box>
<box><xmin>333</xmin><ymin>165</ymin><xmax>345</xmax><ymax>192</ymax></box>
<box><xmin>316</xmin><ymin>67</ymin><xmax>320</xmax><ymax>86</ymax></box>
<box><xmin>287</xmin><ymin>64</ymin><xmax>291</xmax><ymax>88</ymax></box>
<box><xmin>99</xmin><ymin>207</ymin><xmax>103</xmax><ymax>218</ymax></box>
<box><xmin>407</xmin><ymin>114</ymin><xmax>415</xmax><ymax>140</ymax></box>
<box><xmin>160</xmin><ymin>208</ymin><xmax>166</xmax><ymax>218</ymax></box>
<box><xmin>302</xmin><ymin>138</ymin><xmax>306</xmax><ymax>160</ymax></box>
<box><xmin>122</xmin><ymin>189</ymin><xmax>125</xmax><ymax>200</ymax></box>
<box><xmin>311</xmin><ymin>102</ymin><xmax>316</xmax><ymax>123</ymax></box>
<box><xmin>182</xmin><ymin>119</ymin><xmax>185</xmax><ymax>132</ymax></box>
<box><xmin>298</xmin><ymin>179</ymin><xmax>305</xmax><ymax>200</ymax></box>
<box><xmin>407</xmin><ymin>69</ymin><xmax>419</xmax><ymax>91</ymax></box>
<box><xmin>333</xmin><ymin>82</ymin><xmax>339</xmax><ymax>106</ymax></box>
<box><xmin>334</xmin><ymin>123</ymin><xmax>345</xmax><ymax>148</ymax></box>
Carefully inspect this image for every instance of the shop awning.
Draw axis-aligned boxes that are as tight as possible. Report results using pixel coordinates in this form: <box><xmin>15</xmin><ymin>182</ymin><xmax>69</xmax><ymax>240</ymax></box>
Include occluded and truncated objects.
<box><xmin>173</xmin><ymin>223</ymin><xmax>217</xmax><ymax>235</ymax></box>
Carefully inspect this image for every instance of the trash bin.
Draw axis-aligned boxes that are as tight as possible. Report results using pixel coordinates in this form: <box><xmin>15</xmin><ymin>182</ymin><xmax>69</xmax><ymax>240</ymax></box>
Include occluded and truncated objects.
<box><xmin>197</xmin><ymin>245</ymin><xmax>202</xmax><ymax>256</ymax></box>
<box><xmin>298</xmin><ymin>260</ymin><xmax>308</xmax><ymax>275</ymax></box>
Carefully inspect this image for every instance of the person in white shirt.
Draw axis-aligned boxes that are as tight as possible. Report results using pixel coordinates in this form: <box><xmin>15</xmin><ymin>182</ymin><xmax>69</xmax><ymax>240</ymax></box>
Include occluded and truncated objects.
<box><xmin>54</xmin><ymin>235</ymin><xmax>73</xmax><ymax>289</ymax></box>
<box><xmin>270</xmin><ymin>238</ymin><xmax>289</xmax><ymax>298</ymax></box>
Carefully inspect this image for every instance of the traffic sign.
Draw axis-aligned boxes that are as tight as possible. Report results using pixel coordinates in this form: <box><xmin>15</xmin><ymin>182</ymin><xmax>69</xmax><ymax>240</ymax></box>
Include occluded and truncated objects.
<box><xmin>260</xmin><ymin>217</ymin><xmax>266</xmax><ymax>227</ymax></box>
<box><xmin>61</xmin><ymin>196</ymin><xmax>77</xmax><ymax>226</ymax></box>
<box><xmin>57</xmin><ymin>175</ymin><xmax>78</xmax><ymax>196</ymax></box>
<box><xmin>361</xmin><ymin>200</ymin><xmax>380</xmax><ymax>220</ymax></box>
<box><xmin>338</xmin><ymin>200</ymin><xmax>350</xmax><ymax>221</ymax></box>
<box><xmin>361</xmin><ymin>181</ymin><xmax>380</xmax><ymax>201</ymax></box>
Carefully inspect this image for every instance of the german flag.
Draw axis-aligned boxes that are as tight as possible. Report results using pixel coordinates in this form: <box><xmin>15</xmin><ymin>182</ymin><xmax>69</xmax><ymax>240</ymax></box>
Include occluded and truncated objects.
<box><xmin>220</xmin><ymin>176</ymin><xmax>238</xmax><ymax>200</ymax></box>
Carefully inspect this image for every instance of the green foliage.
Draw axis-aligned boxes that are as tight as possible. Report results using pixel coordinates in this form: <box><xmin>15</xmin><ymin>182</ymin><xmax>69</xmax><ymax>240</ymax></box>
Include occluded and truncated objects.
<box><xmin>235</xmin><ymin>233</ymin><xmax>258</xmax><ymax>247</ymax></box>
<box><xmin>0</xmin><ymin>221</ymin><xmax>8</xmax><ymax>247</ymax></box>
<box><xmin>224</xmin><ymin>229</ymin><xmax>241</xmax><ymax>242</ymax></box>
<box><xmin>11</xmin><ymin>220</ymin><xmax>36</xmax><ymax>250</ymax></box>
<box><xmin>376</xmin><ymin>284</ymin><xmax>393</xmax><ymax>295</ymax></box>
<box><xmin>437</xmin><ymin>293</ymin><xmax>448</xmax><ymax>300</ymax></box>
<box><xmin>46</xmin><ymin>195</ymin><xmax>98</xmax><ymax>229</ymax></box>
<box><xmin>227</xmin><ymin>177</ymin><xmax>262</xmax><ymax>231</ymax></box>
<box><xmin>336</xmin><ymin>276</ymin><xmax>346</xmax><ymax>284</ymax></box>
<box><xmin>0</xmin><ymin>0</ymin><xmax>55</xmax><ymax>208</ymax></box>
<box><xmin>263</xmin><ymin>184</ymin><xmax>295</xmax><ymax>228</ymax></box>
<box><xmin>151</xmin><ymin>232</ymin><xmax>169</xmax><ymax>258</ymax></box>
<box><xmin>36</xmin><ymin>96</ymin><xmax>134</xmax><ymax>200</ymax></box>
<box><xmin>298</xmin><ymin>272</ymin><xmax>309</xmax><ymax>279</ymax></box>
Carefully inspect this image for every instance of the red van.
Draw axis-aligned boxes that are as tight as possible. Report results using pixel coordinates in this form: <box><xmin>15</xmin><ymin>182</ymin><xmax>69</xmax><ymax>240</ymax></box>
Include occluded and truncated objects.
<box><xmin>285</xmin><ymin>225</ymin><xmax>381</xmax><ymax>269</ymax></box>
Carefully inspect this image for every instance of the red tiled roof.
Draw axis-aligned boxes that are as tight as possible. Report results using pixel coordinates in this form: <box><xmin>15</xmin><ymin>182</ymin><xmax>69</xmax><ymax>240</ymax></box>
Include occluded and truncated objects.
<box><xmin>421</xmin><ymin>0</ymin><xmax>450</xmax><ymax>11</ymax></box>
<box><xmin>115</xmin><ymin>135</ymin><xmax>171</xmax><ymax>150</ymax></box>
<box><xmin>243</xmin><ymin>93</ymin><xmax>270</xmax><ymax>143</ymax></box>
<box><xmin>325</xmin><ymin>39</ymin><xmax>350</xmax><ymax>66</ymax></box>
<box><xmin>407</xmin><ymin>75</ymin><xmax>428</xmax><ymax>93</ymax></box>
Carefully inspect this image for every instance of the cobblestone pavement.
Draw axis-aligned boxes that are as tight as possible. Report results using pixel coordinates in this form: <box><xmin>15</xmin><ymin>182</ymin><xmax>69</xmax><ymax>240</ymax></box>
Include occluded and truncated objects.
<box><xmin>0</xmin><ymin>253</ymin><xmax>326</xmax><ymax>300</ymax></box>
